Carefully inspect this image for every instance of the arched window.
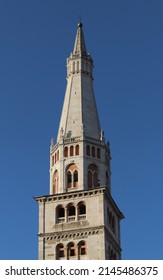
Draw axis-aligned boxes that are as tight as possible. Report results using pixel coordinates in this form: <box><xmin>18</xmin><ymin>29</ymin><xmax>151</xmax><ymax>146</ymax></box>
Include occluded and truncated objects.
<box><xmin>67</xmin><ymin>204</ymin><xmax>75</xmax><ymax>222</ymax></box>
<box><xmin>106</xmin><ymin>171</ymin><xmax>109</xmax><ymax>188</ymax></box>
<box><xmin>86</xmin><ymin>145</ymin><xmax>90</xmax><ymax>156</ymax></box>
<box><xmin>92</xmin><ymin>146</ymin><xmax>95</xmax><ymax>157</ymax></box>
<box><xmin>78</xmin><ymin>241</ymin><xmax>86</xmax><ymax>256</ymax></box>
<box><xmin>57</xmin><ymin>150</ymin><xmax>59</xmax><ymax>161</ymax></box>
<box><xmin>53</xmin><ymin>170</ymin><xmax>59</xmax><ymax>194</ymax></box>
<box><xmin>56</xmin><ymin>205</ymin><xmax>65</xmax><ymax>223</ymax></box>
<box><xmin>66</xmin><ymin>164</ymin><xmax>78</xmax><ymax>189</ymax></box>
<box><xmin>73</xmin><ymin>170</ymin><xmax>78</xmax><ymax>188</ymax></box>
<box><xmin>56</xmin><ymin>243</ymin><xmax>65</xmax><ymax>259</ymax></box>
<box><xmin>64</xmin><ymin>146</ymin><xmax>68</xmax><ymax>157</ymax></box>
<box><xmin>75</xmin><ymin>144</ymin><xmax>79</xmax><ymax>155</ymax></box>
<box><xmin>78</xmin><ymin>202</ymin><xmax>86</xmax><ymax>220</ymax></box>
<box><xmin>55</xmin><ymin>153</ymin><xmax>57</xmax><ymax>163</ymax></box>
<box><xmin>70</xmin><ymin>146</ymin><xmax>74</xmax><ymax>156</ymax></box>
<box><xmin>88</xmin><ymin>164</ymin><xmax>99</xmax><ymax>189</ymax></box>
<box><xmin>97</xmin><ymin>147</ymin><xmax>101</xmax><ymax>158</ymax></box>
<box><xmin>52</xmin><ymin>156</ymin><xmax>54</xmax><ymax>166</ymax></box>
<box><xmin>67</xmin><ymin>171</ymin><xmax>72</xmax><ymax>188</ymax></box>
<box><xmin>68</xmin><ymin>242</ymin><xmax>76</xmax><ymax>257</ymax></box>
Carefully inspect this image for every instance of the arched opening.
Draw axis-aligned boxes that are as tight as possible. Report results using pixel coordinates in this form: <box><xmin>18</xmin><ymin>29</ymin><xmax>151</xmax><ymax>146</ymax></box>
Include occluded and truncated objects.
<box><xmin>67</xmin><ymin>171</ymin><xmax>72</xmax><ymax>188</ymax></box>
<box><xmin>88</xmin><ymin>164</ymin><xmax>98</xmax><ymax>189</ymax></box>
<box><xmin>52</xmin><ymin>156</ymin><xmax>54</xmax><ymax>166</ymax></box>
<box><xmin>67</xmin><ymin>204</ymin><xmax>75</xmax><ymax>222</ymax></box>
<box><xmin>78</xmin><ymin>202</ymin><xmax>86</xmax><ymax>220</ymax></box>
<box><xmin>64</xmin><ymin>146</ymin><xmax>68</xmax><ymax>157</ymax></box>
<box><xmin>97</xmin><ymin>147</ymin><xmax>101</xmax><ymax>158</ymax></box>
<box><xmin>75</xmin><ymin>144</ymin><xmax>79</xmax><ymax>155</ymax></box>
<box><xmin>73</xmin><ymin>170</ymin><xmax>78</xmax><ymax>188</ymax></box>
<box><xmin>53</xmin><ymin>170</ymin><xmax>59</xmax><ymax>194</ymax></box>
<box><xmin>56</xmin><ymin>205</ymin><xmax>65</xmax><ymax>223</ymax></box>
<box><xmin>92</xmin><ymin>146</ymin><xmax>95</xmax><ymax>157</ymax></box>
<box><xmin>66</xmin><ymin>164</ymin><xmax>78</xmax><ymax>189</ymax></box>
<box><xmin>57</xmin><ymin>150</ymin><xmax>59</xmax><ymax>161</ymax></box>
<box><xmin>78</xmin><ymin>241</ymin><xmax>86</xmax><ymax>258</ymax></box>
<box><xmin>70</xmin><ymin>145</ymin><xmax>74</xmax><ymax>156</ymax></box>
<box><xmin>56</xmin><ymin>243</ymin><xmax>65</xmax><ymax>259</ymax></box>
<box><xmin>86</xmin><ymin>145</ymin><xmax>90</xmax><ymax>156</ymax></box>
<box><xmin>106</xmin><ymin>171</ymin><xmax>109</xmax><ymax>188</ymax></box>
<box><xmin>68</xmin><ymin>242</ymin><xmax>76</xmax><ymax>258</ymax></box>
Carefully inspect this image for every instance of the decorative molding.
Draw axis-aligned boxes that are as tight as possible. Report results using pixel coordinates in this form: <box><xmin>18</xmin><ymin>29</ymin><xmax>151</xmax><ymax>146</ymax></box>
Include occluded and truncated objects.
<box><xmin>34</xmin><ymin>187</ymin><xmax>105</xmax><ymax>203</ymax></box>
<box><xmin>104</xmin><ymin>189</ymin><xmax>124</xmax><ymax>219</ymax></box>
<box><xmin>38</xmin><ymin>226</ymin><xmax>104</xmax><ymax>243</ymax></box>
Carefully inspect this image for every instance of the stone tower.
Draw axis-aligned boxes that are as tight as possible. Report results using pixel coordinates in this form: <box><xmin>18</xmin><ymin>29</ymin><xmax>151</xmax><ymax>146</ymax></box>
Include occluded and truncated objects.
<box><xmin>35</xmin><ymin>23</ymin><xmax>124</xmax><ymax>260</ymax></box>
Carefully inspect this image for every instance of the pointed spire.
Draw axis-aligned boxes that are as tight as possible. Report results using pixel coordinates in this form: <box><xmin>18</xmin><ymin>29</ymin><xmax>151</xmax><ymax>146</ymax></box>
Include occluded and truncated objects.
<box><xmin>73</xmin><ymin>22</ymin><xmax>87</xmax><ymax>55</ymax></box>
<box><xmin>57</xmin><ymin>22</ymin><xmax>100</xmax><ymax>142</ymax></box>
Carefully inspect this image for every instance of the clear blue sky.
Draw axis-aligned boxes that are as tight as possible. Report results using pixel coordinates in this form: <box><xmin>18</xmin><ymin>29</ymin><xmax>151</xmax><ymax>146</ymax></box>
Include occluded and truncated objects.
<box><xmin>0</xmin><ymin>0</ymin><xmax>162</xmax><ymax>260</ymax></box>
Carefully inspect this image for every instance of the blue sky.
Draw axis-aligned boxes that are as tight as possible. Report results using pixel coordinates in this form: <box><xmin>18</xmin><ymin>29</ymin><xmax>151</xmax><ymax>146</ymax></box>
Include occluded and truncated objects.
<box><xmin>0</xmin><ymin>0</ymin><xmax>162</xmax><ymax>260</ymax></box>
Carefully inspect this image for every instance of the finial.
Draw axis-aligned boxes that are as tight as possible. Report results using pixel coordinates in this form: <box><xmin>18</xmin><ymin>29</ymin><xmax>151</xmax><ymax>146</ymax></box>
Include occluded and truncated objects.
<box><xmin>78</xmin><ymin>22</ymin><xmax>83</xmax><ymax>28</ymax></box>
<box><xmin>100</xmin><ymin>129</ymin><xmax>105</xmax><ymax>141</ymax></box>
<box><xmin>51</xmin><ymin>138</ymin><xmax>54</xmax><ymax>147</ymax></box>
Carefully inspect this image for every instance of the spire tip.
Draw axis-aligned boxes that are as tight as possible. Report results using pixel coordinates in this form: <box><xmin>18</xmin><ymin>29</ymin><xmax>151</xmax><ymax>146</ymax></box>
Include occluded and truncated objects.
<box><xmin>78</xmin><ymin>22</ymin><xmax>83</xmax><ymax>28</ymax></box>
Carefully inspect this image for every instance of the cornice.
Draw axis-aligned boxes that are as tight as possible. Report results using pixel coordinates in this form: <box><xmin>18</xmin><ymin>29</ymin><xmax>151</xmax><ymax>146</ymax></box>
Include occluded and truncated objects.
<box><xmin>34</xmin><ymin>187</ymin><xmax>105</xmax><ymax>203</ymax></box>
<box><xmin>38</xmin><ymin>226</ymin><xmax>104</xmax><ymax>243</ymax></box>
<box><xmin>104</xmin><ymin>189</ymin><xmax>124</xmax><ymax>220</ymax></box>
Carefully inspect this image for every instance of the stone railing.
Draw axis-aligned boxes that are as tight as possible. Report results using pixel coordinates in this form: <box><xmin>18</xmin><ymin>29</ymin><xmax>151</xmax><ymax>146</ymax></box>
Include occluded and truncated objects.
<box><xmin>67</xmin><ymin>216</ymin><xmax>76</xmax><ymax>222</ymax></box>
<box><xmin>57</xmin><ymin>217</ymin><xmax>65</xmax><ymax>223</ymax></box>
<box><xmin>63</xmin><ymin>136</ymin><xmax>81</xmax><ymax>145</ymax></box>
<box><xmin>78</xmin><ymin>214</ymin><xmax>86</xmax><ymax>221</ymax></box>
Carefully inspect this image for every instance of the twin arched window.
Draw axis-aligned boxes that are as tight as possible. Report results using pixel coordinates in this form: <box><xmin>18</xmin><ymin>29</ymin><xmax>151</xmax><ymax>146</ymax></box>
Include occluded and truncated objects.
<box><xmin>67</xmin><ymin>164</ymin><xmax>78</xmax><ymax>189</ymax></box>
<box><xmin>88</xmin><ymin>164</ymin><xmax>99</xmax><ymax>189</ymax></box>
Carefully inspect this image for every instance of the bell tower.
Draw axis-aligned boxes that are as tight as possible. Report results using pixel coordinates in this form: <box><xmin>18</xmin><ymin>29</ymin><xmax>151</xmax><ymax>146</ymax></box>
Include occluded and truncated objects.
<box><xmin>35</xmin><ymin>23</ymin><xmax>124</xmax><ymax>260</ymax></box>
